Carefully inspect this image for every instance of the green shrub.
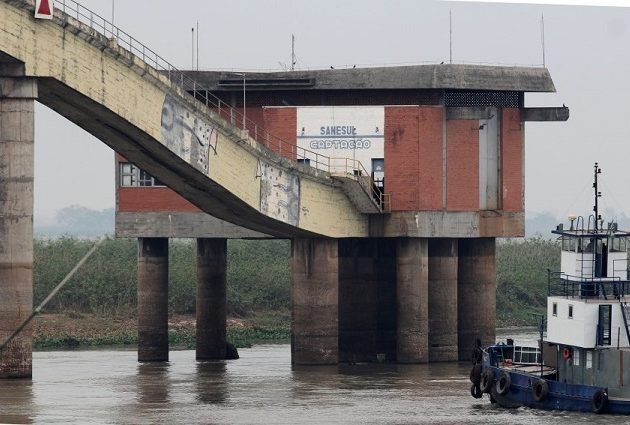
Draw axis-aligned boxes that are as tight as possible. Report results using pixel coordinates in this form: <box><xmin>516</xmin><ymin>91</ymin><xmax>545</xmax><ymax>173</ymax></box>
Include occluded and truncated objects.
<box><xmin>496</xmin><ymin>237</ymin><xmax>560</xmax><ymax>326</ymax></box>
<box><xmin>33</xmin><ymin>237</ymin><xmax>291</xmax><ymax>317</ymax></box>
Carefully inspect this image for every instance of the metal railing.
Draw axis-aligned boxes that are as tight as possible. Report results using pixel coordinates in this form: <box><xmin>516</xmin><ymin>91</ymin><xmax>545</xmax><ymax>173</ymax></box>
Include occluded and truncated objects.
<box><xmin>46</xmin><ymin>0</ymin><xmax>390</xmax><ymax>212</ymax></box>
<box><xmin>547</xmin><ymin>270</ymin><xmax>630</xmax><ymax>300</ymax></box>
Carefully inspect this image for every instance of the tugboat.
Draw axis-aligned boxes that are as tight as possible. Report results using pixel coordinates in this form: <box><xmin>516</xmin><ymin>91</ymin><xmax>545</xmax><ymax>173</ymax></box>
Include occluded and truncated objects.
<box><xmin>470</xmin><ymin>163</ymin><xmax>630</xmax><ymax>414</ymax></box>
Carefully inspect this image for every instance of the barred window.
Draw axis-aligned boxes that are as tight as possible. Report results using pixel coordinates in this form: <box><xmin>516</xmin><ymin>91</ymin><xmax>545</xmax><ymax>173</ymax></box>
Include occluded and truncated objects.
<box><xmin>119</xmin><ymin>163</ymin><xmax>164</xmax><ymax>187</ymax></box>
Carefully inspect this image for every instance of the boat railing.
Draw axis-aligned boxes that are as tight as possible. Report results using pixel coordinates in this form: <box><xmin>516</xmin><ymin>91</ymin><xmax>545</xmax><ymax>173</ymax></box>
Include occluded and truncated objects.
<box><xmin>547</xmin><ymin>270</ymin><xmax>630</xmax><ymax>300</ymax></box>
<box><xmin>483</xmin><ymin>344</ymin><xmax>541</xmax><ymax>367</ymax></box>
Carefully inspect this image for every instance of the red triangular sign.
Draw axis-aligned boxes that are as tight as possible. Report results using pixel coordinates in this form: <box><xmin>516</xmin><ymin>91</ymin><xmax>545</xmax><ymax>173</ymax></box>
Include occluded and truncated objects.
<box><xmin>35</xmin><ymin>0</ymin><xmax>54</xmax><ymax>19</ymax></box>
<box><xmin>37</xmin><ymin>0</ymin><xmax>50</xmax><ymax>15</ymax></box>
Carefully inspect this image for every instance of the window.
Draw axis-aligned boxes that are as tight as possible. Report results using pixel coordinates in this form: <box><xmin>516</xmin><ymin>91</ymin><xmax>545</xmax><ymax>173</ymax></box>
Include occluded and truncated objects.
<box><xmin>119</xmin><ymin>163</ymin><xmax>164</xmax><ymax>187</ymax></box>
<box><xmin>598</xmin><ymin>305</ymin><xmax>612</xmax><ymax>346</ymax></box>
<box><xmin>586</xmin><ymin>351</ymin><xmax>593</xmax><ymax>369</ymax></box>
<box><xmin>552</xmin><ymin>303</ymin><xmax>558</xmax><ymax>316</ymax></box>
<box><xmin>297</xmin><ymin>158</ymin><xmax>311</xmax><ymax>166</ymax></box>
<box><xmin>562</xmin><ymin>237</ymin><xmax>577</xmax><ymax>252</ymax></box>
<box><xmin>568</xmin><ymin>305</ymin><xmax>574</xmax><ymax>319</ymax></box>
<box><xmin>573</xmin><ymin>348</ymin><xmax>580</xmax><ymax>366</ymax></box>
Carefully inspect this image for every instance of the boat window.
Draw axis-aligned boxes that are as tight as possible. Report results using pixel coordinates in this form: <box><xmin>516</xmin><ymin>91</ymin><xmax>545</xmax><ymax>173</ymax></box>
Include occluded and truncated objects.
<box><xmin>579</xmin><ymin>238</ymin><xmax>594</xmax><ymax>253</ymax></box>
<box><xmin>562</xmin><ymin>237</ymin><xmax>577</xmax><ymax>252</ymax></box>
<box><xmin>552</xmin><ymin>303</ymin><xmax>557</xmax><ymax>316</ymax></box>
<box><xmin>609</xmin><ymin>237</ymin><xmax>628</xmax><ymax>253</ymax></box>
<box><xmin>568</xmin><ymin>305</ymin><xmax>574</xmax><ymax>319</ymax></box>
<box><xmin>573</xmin><ymin>348</ymin><xmax>580</xmax><ymax>366</ymax></box>
<box><xmin>586</xmin><ymin>351</ymin><xmax>593</xmax><ymax>369</ymax></box>
<box><xmin>598</xmin><ymin>305</ymin><xmax>612</xmax><ymax>346</ymax></box>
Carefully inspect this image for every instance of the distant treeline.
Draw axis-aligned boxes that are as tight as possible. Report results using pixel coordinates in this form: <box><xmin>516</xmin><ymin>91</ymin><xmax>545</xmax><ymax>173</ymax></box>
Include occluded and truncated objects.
<box><xmin>34</xmin><ymin>237</ymin><xmax>559</xmax><ymax>325</ymax></box>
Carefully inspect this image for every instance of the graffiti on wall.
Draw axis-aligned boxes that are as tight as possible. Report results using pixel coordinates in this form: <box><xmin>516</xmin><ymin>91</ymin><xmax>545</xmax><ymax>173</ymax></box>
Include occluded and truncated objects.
<box><xmin>259</xmin><ymin>162</ymin><xmax>300</xmax><ymax>226</ymax></box>
<box><xmin>161</xmin><ymin>94</ymin><xmax>217</xmax><ymax>173</ymax></box>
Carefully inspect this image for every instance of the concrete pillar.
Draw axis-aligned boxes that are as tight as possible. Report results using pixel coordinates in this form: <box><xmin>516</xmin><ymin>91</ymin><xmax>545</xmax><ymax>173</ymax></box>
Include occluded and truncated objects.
<box><xmin>396</xmin><ymin>238</ymin><xmax>429</xmax><ymax>363</ymax></box>
<box><xmin>291</xmin><ymin>238</ymin><xmax>338</xmax><ymax>365</ymax></box>
<box><xmin>457</xmin><ymin>238</ymin><xmax>496</xmax><ymax>361</ymax></box>
<box><xmin>137</xmin><ymin>238</ymin><xmax>169</xmax><ymax>362</ymax></box>
<box><xmin>0</xmin><ymin>78</ymin><xmax>36</xmax><ymax>379</ymax></box>
<box><xmin>428</xmin><ymin>239</ymin><xmax>458</xmax><ymax>362</ymax></box>
<box><xmin>196</xmin><ymin>238</ymin><xmax>227</xmax><ymax>360</ymax></box>
<box><xmin>338</xmin><ymin>238</ymin><xmax>396</xmax><ymax>363</ymax></box>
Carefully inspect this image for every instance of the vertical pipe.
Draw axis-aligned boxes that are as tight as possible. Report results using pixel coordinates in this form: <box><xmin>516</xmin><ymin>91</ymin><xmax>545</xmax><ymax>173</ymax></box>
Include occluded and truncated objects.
<box><xmin>196</xmin><ymin>238</ymin><xmax>227</xmax><ymax>360</ymax></box>
<box><xmin>137</xmin><ymin>238</ymin><xmax>169</xmax><ymax>362</ymax></box>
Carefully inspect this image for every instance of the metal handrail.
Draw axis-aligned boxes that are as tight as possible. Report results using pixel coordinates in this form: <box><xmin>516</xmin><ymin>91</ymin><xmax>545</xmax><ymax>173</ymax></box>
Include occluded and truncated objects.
<box><xmin>45</xmin><ymin>0</ymin><xmax>389</xmax><ymax>212</ymax></box>
<box><xmin>547</xmin><ymin>269</ymin><xmax>629</xmax><ymax>299</ymax></box>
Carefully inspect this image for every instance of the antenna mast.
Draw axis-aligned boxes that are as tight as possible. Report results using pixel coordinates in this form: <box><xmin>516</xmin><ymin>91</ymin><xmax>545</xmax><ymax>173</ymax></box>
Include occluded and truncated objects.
<box><xmin>291</xmin><ymin>34</ymin><xmax>296</xmax><ymax>71</ymax></box>
<box><xmin>593</xmin><ymin>162</ymin><xmax>602</xmax><ymax>229</ymax></box>
<box><xmin>449</xmin><ymin>10</ymin><xmax>453</xmax><ymax>64</ymax></box>
<box><xmin>541</xmin><ymin>13</ymin><xmax>546</xmax><ymax>67</ymax></box>
<box><xmin>196</xmin><ymin>21</ymin><xmax>199</xmax><ymax>71</ymax></box>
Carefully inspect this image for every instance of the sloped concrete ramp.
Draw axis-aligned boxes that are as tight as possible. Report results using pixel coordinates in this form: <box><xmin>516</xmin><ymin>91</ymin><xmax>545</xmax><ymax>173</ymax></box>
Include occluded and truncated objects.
<box><xmin>0</xmin><ymin>0</ymin><xmax>369</xmax><ymax>238</ymax></box>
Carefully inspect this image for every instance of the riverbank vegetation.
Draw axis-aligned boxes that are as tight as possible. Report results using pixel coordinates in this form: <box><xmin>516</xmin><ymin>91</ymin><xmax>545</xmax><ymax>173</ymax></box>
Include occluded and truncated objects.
<box><xmin>32</xmin><ymin>236</ymin><xmax>558</xmax><ymax>349</ymax></box>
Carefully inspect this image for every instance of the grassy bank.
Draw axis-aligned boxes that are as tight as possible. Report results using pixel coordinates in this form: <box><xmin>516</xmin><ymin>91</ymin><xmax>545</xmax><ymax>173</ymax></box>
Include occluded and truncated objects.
<box><xmin>33</xmin><ymin>311</ymin><xmax>290</xmax><ymax>350</ymax></box>
<box><xmin>31</xmin><ymin>236</ymin><xmax>558</xmax><ymax>348</ymax></box>
<box><xmin>496</xmin><ymin>237</ymin><xmax>560</xmax><ymax>326</ymax></box>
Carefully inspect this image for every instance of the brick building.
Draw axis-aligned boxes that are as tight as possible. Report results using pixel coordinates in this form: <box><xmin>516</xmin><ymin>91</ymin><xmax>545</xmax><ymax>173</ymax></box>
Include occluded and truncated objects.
<box><xmin>116</xmin><ymin>64</ymin><xmax>567</xmax><ymax>363</ymax></box>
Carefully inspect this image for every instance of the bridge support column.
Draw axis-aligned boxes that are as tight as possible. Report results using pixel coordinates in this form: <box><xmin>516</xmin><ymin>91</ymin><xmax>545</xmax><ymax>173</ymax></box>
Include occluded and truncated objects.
<box><xmin>291</xmin><ymin>239</ymin><xmax>338</xmax><ymax>365</ymax></box>
<box><xmin>428</xmin><ymin>239</ymin><xmax>458</xmax><ymax>362</ymax></box>
<box><xmin>0</xmin><ymin>78</ymin><xmax>36</xmax><ymax>379</ymax></box>
<box><xmin>138</xmin><ymin>237</ymin><xmax>169</xmax><ymax>362</ymax></box>
<box><xmin>457</xmin><ymin>238</ymin><xmax>496</xmax><ymax>361</ymax></box>
<box><xmin>196</xmin><ymin>238</ymin><xmax>227</xmax><ymax>360</ymax></box>
<box><xmin>396</xmin><ymin>238</ymin><xmax>429</xmax><ymax>363</ymax></box>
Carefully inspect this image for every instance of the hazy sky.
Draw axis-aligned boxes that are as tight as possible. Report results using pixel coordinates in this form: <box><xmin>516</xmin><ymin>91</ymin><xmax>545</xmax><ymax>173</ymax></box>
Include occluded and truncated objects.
<box><xmin>33</xmin><ymin>0</ymin><xmax>630</xmax><ymax>224</ymax></box>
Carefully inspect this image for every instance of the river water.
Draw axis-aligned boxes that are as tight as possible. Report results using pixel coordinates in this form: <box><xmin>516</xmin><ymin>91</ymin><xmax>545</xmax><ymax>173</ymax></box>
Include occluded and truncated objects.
<box><xmin>0</xmin><ymin>329</ymin><xmax>626</xmax><ymax>424</ymax></box>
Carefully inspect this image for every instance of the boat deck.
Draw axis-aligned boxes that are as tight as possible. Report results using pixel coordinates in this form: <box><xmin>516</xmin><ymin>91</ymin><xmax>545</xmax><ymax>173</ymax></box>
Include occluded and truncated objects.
<box><xmin>500</xmin><ymin>362</ymin><xmax>556</xmax><ymax>376</ymax></box>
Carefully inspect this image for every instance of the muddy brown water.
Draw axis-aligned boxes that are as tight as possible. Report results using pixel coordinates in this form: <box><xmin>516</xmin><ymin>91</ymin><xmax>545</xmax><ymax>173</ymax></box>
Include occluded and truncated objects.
<box><xmin>0</xmin><ymin>329</ymin><xmax>626</xmax><ymax>424</ymax></box>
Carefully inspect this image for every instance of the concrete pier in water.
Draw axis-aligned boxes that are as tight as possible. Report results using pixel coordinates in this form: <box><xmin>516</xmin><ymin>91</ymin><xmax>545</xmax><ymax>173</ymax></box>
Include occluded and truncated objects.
<box><xmin>196</xmin><ymin>238</ymin><xmax>227</xmax><ymax>360</ymax></box>
<box><xmin>137</xmin><ymin>238</ymin><xmax>169</xmax><ymax>362</ymax></box>
<box><xmin>428</xmin><ymin>239</ymin><xmax>458</xmax><ymax>362</ymax></box>
<box><xmin>0</xmin><ymin>78</ymin><xmax>36</xmax><ymax>378</ymax></box>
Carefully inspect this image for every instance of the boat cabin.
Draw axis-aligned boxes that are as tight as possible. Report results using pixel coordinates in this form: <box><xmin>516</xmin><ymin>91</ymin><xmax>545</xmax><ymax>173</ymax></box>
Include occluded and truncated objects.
<box><xmin>547</xmin><ymin>219</ymin><xmax>630</xmax><ymax>349</ymax></box>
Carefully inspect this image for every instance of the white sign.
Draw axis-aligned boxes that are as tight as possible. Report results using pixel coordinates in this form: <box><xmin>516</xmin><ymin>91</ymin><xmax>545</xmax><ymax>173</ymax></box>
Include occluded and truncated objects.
<box><xmin>296</xmin><ymin>106</ymin><xmax>384</xmax><ymax>174</ymax></box>
<box><xmin>35</xmin><ymin>0</ymin><xmax>54</xmax><ymax>19</ymax></box>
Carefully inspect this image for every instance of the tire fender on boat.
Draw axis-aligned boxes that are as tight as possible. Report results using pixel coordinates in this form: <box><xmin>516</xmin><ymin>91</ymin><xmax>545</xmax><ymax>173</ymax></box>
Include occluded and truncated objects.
<box><xmin>532</xmin><ymin>379</ymin><xmax>549</xmax><ymax>402</ymax></box>
<box><xmin>469</xmin><ymin>364</ymin><xmax>482</xmax><ymax>385</ymax></box>
<box><xmin>496</xmin><ymin>371</ymin><xmax>511</xmax><ymax>395</ymax></box>
<box><xmin>470</xmin><ymin>384</ymin><xmax>483</xmax><ymax>399</ymax></box>
<box><xmin>480</xmin><ymin>369</ymin><xmax>494</xmax><ymax>394</ymax></box>
<box><xmin>592</xmin><ymin>390</ymin><xmax>608</xmax><ymax>414</ymax></box>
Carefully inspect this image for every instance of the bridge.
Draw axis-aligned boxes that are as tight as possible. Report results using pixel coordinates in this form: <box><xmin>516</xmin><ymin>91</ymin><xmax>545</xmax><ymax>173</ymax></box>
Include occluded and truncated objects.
<box><xmin>0</xmin><ymin>0</ymin><xmax>568</xmax><ymax>378</ymax></box>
